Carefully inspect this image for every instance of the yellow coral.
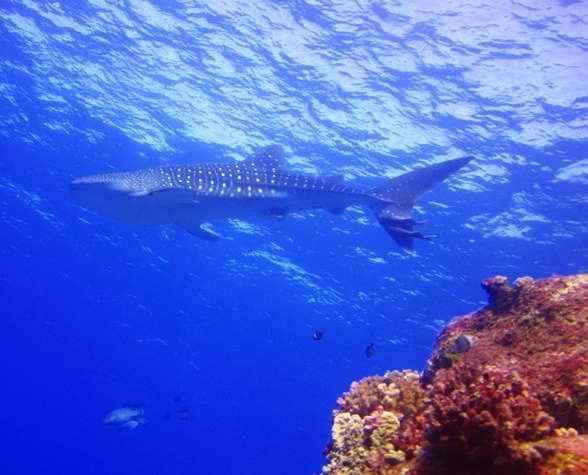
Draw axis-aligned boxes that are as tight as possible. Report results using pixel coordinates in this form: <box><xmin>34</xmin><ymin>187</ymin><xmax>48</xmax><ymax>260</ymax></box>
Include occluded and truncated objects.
<box><xmin>323</xmin><ymin>410</ymin><xmax>406</xmax><ymax>474</ymax></box>
<box><xmin>549</xmin><ymin>274</ymin><xmax>588</xmax><ymax>301</ymax></box>
<box><xmin>332</xmin><ymin>413</ymin><xmax>364</xmax><ymax>453</ymax></box>
<box><xmin>369</xmin><ymin>412</ymin><xmax>405</xmax><ymax>464</ymax></box>
<box><xmin>554</xmin><ymin>427</ymin><xmax>579</xmax><ymax>437</ymax></box>
<box><xmin>370</xmin><ymin>412</ymin><xmax>399</xmax><ymax>447</ymax></box>
<box><xmin>323</xmin><ymin>412</ymin><xmax>370</xmax><ymax>474</ymax></box>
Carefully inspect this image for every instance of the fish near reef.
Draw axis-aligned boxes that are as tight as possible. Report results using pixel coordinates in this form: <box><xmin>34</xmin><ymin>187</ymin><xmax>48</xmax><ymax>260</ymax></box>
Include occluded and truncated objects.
<box><xmin>313</xmin><ymin>330</ymin><xmax>324</xmax><ymax>341</ymax></box>
<box><xmin>103</xmin><ymin>405</ymin><xmax>146</xmax><ymax>430</ymax></box>
<box><xmin>365</xmin><ymin>342</ymin><xmax>376</xmax><ymax>358</ymax></box>
<box><xmin>71</xmin><ymin>145</ymin><xmax>472</xmax><ymax>250</ymax></box>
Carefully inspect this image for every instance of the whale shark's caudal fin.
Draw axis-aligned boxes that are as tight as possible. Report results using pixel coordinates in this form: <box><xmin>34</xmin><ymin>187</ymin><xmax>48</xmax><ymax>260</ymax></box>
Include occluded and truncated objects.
<box><xmin>372</xmin><ymin>156</ymin><xmax>473</xmax><ymax>250</ymax></box>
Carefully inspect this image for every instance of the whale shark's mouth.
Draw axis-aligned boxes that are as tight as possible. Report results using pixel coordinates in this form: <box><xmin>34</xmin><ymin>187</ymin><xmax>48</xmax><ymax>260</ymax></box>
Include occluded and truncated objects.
<box><xmin>70</xmin><ymin>176</ymin><xmax>141</xmax><ymax>216</ymax></box>
<box><xmin>73</xmin><ymin>175</ymin><xmax>123</xmax><ymax>190</ymax></box>
<box><xmin>71</xmin><ymin>175</ymin><xmax>152</xmax><ymax>198</ymax></box>
<box><xmin>71</xmin><ymin>178</ymin><xmax>122</xmax><ymax>204</ymax></box>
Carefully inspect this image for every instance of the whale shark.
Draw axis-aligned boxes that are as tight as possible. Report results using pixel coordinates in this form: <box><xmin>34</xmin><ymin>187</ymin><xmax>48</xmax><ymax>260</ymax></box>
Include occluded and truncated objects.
<box><xmin>71</xmin><ymin>145</ymin><xmax>472</xmax><ymax>250</ymax></box>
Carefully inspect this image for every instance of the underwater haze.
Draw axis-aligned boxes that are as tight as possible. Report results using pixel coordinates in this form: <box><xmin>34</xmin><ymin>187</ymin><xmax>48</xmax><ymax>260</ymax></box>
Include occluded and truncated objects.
<box><xmin>1</xmin><ymin>1</ymin><xmax>587</xmax><ymax>474</ymax></box>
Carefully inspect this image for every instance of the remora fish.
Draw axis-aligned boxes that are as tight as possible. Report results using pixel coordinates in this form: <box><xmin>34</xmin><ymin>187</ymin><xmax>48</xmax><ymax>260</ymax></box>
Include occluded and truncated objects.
<box><xmin>71</xmin><ymin>145</ymin><xmax>472</xmax><ymax>250</ymax></box>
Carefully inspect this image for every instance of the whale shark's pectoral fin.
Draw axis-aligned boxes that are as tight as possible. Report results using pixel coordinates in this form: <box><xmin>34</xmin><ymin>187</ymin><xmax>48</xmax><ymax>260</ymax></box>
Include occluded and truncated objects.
<box><xmin>128</xmin><ymin>189</ymin><xmax>151</xmax><ymax>197</ymax></box>
<box><xmin>176</xmin><ymin>221</ymin><xmax>221</xmax><ymax>241</ymax></box>
<box><xmin>268</xmin><ymin>207</ymin><xmax>288</xmax><ymax>218</ymax></box>
<box><xmin>327</xmin><ymin>206</ymin><xmax>346</xmax><ymax>215</ymax></box>
<box><xmin>388</xmin><ymin>227</ymin><xmax>435</xmax><ymax>241</ymax></box>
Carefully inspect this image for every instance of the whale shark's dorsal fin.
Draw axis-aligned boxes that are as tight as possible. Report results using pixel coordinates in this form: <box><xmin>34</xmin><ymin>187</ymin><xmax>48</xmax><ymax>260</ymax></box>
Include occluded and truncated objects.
<box><xmin>247</xmin><ymin>145</ymin><xmax>285</xmax><ymax>169</ymax></box>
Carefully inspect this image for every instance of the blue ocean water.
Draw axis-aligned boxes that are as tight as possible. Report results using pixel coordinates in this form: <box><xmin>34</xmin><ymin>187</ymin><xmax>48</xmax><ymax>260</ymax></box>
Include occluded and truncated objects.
<box><xmin>1</xmin><ymin>1</ymin><xmax>587</xmax><ymax>474</ymax></box>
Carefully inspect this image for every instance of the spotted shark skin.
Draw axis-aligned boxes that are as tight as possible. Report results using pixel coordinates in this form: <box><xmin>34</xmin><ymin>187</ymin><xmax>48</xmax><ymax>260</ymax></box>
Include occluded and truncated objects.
<box><xmin>71</xmin><ymin>146</ymin><xmax>472</xmax><ymax>249</ymax></box>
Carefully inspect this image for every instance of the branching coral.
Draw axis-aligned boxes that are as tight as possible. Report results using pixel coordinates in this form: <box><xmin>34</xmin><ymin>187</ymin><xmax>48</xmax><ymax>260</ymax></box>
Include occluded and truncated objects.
<box><xmin>322</xmin><ymin>411</ymin><xmax>404</xmax><ymax>475</ymax></box>
<box><xmin>421</xmin><ymin>366</ymin><xmax>555</xmax><ymax>474</ymax></box>
<box><xmin>323</xmin><ymin>371</ymin><xmax>426</xmax><ymax>474</ymax></box>
<box><xmin>324</xmin><ymin>412</ymin><xmax>367</xmax><ymax>474</ymax></box>
<box><xmin>336</xmin><ymin>370</ymin><xmax>423</xmax><ymax>417</ymax></box>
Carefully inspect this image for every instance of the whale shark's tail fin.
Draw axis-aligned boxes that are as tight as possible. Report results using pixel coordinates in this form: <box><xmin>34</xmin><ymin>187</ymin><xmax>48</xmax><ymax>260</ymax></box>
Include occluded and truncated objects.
<box><xmin>371</xmin><ymin>156</ymin><xmax>473</xmax><ymax>250</ymax></box>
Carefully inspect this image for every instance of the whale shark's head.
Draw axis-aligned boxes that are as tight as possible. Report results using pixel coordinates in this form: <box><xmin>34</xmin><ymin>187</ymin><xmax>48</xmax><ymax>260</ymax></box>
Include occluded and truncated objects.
<box><xmin>70</xmin><ymin>168</ymin><xmax>206</xmax><ymax>226</ymax></box>
<box><xmin>71</xmin><ymin>174</ymin><xmax>120</xmax><ymax>212</ymax></box>
<box><xmin>71</xmin><ymin>170</ymin><xmax>157</xmax><ymax>196</ymax></box>
<box><xmin>71</xmin><ymin>171</ymin><xmax>163</xmax><ymax>223</ymax></box>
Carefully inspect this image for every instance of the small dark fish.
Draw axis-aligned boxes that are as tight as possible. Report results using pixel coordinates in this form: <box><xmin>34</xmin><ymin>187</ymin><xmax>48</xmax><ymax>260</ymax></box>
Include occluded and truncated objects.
<box><xmin>177</xmin><ymin>406</ymin><xmax>192</xmax><ymax>421</ymax></box>
<box><xmin>365</xmin><ymin>342</ymin><xmax>375</xmax><ymax>358</ymax></box>
<box><xmin>312</xmin><ymin>330</ymin><xmax>324</xmax><ymax>341</ymax></box>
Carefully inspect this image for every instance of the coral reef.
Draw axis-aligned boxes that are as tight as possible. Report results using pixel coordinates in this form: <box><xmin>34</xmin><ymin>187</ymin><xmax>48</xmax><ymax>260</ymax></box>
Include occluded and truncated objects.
<box><xmin>322</xmin><ymin>370</ymin><xmax>426</xmax><ymax>474</ymax></box>
<box><xmin>420</xmin><ymin>366</ymin><xmax>555</xmax><ymax>474</ymax></box>
<box><xmin>425</xmin><ymin>274</ymin><xmax>588</xmax><ymax>431</ymax></box>
<box><xmin>322</xmin><ymin>274</ymin><xmax>588</xmax><ymax>475</ymax></box>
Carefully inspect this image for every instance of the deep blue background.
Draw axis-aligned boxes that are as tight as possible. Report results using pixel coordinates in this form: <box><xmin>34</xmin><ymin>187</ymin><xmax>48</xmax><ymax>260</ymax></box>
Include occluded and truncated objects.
<box><xmin>1</xmin><ymin>1</ymin><xmax>587</xmax><ymax>474</ymax></box>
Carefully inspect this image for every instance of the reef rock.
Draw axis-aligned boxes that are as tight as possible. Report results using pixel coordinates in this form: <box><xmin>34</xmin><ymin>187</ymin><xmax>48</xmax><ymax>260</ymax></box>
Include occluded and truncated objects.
<box><xmin>322</xmin><ymin>274</ymin><xmax>588</xmax><ymax>475</ymax></box>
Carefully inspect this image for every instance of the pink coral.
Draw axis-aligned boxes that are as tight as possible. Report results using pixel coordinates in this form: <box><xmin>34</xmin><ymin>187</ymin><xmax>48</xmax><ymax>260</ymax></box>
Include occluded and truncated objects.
<box><xmin>424</xmin><ymin>274</ymin><xmax>588</xmax><ymax>432</ymax></box>
<box><xmin>420</xmin><ymin>366</ymin><xmax>555</xmax><ymax>474</ymax></box>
